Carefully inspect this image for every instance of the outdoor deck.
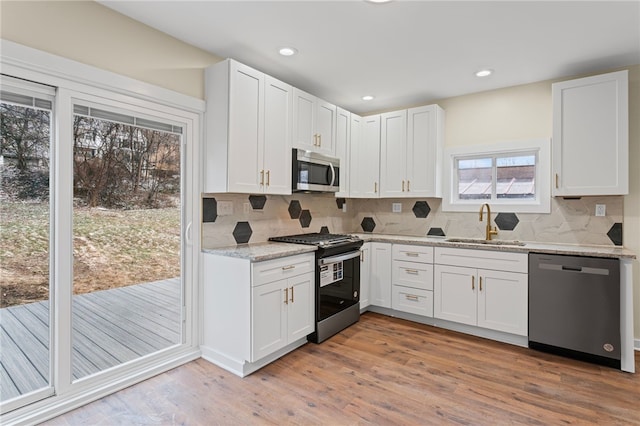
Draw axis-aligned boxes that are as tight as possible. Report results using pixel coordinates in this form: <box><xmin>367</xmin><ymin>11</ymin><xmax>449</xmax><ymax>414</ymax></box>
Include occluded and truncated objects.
<box><xmin>0</xmin><ymin>278</ymin><xmax>181</xmax><ymax>402</ymax></box>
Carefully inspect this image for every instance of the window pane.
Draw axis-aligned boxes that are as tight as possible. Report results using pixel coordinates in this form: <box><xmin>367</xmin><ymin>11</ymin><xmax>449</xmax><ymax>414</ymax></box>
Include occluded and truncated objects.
<box><xmin>72</xmin><ymin>110</ymin><xmax>182</xmax><ymax>381</ymax></box>
<box><xmin>0</xmin><ymin>101</ymin><xmax>52</xmax><ymax>402</ymax></box>
<box><xmin>457</xmin><ymin>157</ymin><xmax>492</xmax><ymax>200</ymax></box>
<box><xmin>496</xmin><ymin>155</ymin><xmax>536</xmax><ymax>199</ymax></box>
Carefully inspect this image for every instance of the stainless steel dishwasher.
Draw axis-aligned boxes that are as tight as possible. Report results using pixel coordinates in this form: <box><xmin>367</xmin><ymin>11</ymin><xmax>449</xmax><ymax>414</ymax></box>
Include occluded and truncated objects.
<box><xmin>529</xmin><ymin>253</ymin><xmax>620</xmax><ymax>369</ymax></box>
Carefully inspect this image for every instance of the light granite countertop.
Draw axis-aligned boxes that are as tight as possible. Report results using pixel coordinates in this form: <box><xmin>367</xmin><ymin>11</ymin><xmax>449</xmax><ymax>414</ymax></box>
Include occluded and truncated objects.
<box><xmin>203</xmin><ymin>234</ymin><xmax>635</xmax><ymax>261</ymax></box>
<box><xmin>202</xmin><ymin>242</ymin><xmax>317</xmax><ymax>262</ymax></box>
<box><xmin>352</xmin><ymin>233</ymin><xmax>636</xmax><ymax>259</ymax></box>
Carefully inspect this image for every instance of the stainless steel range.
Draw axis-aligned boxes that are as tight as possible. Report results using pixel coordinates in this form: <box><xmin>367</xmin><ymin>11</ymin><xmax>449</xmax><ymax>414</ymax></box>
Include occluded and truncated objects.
<box><xmin>269</xmin><ymin>232</ymin><xmax>363</xmax><ymax>343</ymax></box>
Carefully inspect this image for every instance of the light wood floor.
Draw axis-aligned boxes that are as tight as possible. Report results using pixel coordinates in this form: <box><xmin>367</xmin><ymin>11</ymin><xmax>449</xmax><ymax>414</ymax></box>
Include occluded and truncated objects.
<box><xmin>45</xmin><ymin>312</ymin><xmax>640</xmax><ymax>425</ymax></box>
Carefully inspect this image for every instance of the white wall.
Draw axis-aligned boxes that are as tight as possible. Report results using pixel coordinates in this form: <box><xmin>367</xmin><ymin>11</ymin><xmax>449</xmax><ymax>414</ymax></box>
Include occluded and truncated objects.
<box><xmin>2</xmin><ymin>1</ymin><xmax>638</xmax><ymax>342</ymax></box>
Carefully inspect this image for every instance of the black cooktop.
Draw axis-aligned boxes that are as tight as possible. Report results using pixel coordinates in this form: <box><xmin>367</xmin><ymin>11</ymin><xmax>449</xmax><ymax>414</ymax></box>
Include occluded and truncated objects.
<box><xmin>269</xmin><ymin>232</ymin><xmax>358</xmax><ymax>246</ymax></box>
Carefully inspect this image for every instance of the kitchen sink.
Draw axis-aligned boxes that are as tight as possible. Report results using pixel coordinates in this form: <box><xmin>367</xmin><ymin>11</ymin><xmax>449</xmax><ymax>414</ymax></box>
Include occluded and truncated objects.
<box><xmin>445</xmin><ymin>238</ymin><xmax>526</xmax><ymax>246</ymax></box>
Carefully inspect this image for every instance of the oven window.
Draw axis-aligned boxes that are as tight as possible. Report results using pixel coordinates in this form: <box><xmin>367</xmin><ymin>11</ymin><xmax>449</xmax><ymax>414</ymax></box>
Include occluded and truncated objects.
<box><xmin>318</xmin><ymin>256</ymin><xmax>358</xmax><ymax>321</ymax></box>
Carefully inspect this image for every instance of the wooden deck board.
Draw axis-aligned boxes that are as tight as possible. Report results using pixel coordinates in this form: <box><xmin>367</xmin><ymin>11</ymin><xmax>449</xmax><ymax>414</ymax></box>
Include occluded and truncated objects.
<box><xmin>0</xmin><ymin>278</ymin><xmax>181</xmax><ymax>402</ymax></box>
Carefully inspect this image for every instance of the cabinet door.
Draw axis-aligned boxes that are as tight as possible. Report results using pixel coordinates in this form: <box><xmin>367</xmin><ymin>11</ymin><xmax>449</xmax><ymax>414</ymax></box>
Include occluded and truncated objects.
<box><xmin>407</xmin><ymin>105</ymin><xmax>442</xmax><ymax>197</ymax></box>
<box><xmin>251</xmin><ymin>280</ymin><xmax>287</xmax><ymax>361</ymax></box>
<box><xmin>263</xmin><ymin>76</ymin><xmax>293</xmax><ymax>194</ymax></box>
<box><xmin>379</xmin><ymin>110</ymin><xmax>407</xmax><ymax>197</ymax></box>
<box><xmin>286</xmin><ymin>273</ymin><xmax>315</xmax><ymax>342</ymax></box>
<box><xmin>315</xmin><ymin>98</ymin><xmax>336</xmax><ymax>155</ymax></box>
<box><xmin>228</xmin><ymin>61</ymin><xmax>264</xmax><ymax>193</ymax></box>
<box><xmin>292</xmin><ymin>88</ymin><xmax>316</xmax><ymax>151</ymax></box>
<box><xmin>477</xmin><ymin>270</ymin><xmax>528</xmax><ymax>336</ymax></box>
<box><xmin>552</xmin><ymin>70</ymin><xmax>628</xmax><ymax>196</ymax></box>
<box><xmin>350</xmin><ymin>115</ymin><xmax>381</xmax><ymax>198</ymax></box>
<box><xmin>370</xmin><ymin>242</ymin><xmax>392</xmax><ymax>308</ymax></box>
<box><xmin>359</xmin><ymin>243</ymin><xmax>371</xmax><ymax>309</ymax></box>
<box><xmin>335</xmin><ymin>107</ymin><xmax>350</xmax><ymax>197</ymax></box>
<box><xmin>434</xmin><ymin>265</ymin><xmax>477</xmax><ymax>326</ymax></box>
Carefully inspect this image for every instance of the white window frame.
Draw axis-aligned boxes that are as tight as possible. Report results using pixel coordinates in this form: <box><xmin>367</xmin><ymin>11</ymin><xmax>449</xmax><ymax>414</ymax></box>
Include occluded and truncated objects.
<box><xmin>442</xmin><ymin>139</ymin><xmax>551</xmax><ymax>213</ymax></box>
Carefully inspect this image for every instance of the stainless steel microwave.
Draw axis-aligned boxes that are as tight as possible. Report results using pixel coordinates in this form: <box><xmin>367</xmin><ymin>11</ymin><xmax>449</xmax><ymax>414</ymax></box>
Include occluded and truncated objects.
<box><xmin>292</xmin><ymin>149</ymin><xmax>340</xmax><ymax>193</ymax></box>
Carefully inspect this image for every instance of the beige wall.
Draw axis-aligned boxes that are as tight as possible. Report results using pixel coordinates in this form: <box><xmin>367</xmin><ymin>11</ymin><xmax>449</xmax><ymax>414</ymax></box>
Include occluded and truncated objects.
<box><xmin>0</xmin><ymin>0</ymin><xmax>220</xmax><ymax>99</ymax></box>
<box><xmin>2</xmin><ymin>1</ymin><xmax>638</xmax><ymax>342</ymax></box>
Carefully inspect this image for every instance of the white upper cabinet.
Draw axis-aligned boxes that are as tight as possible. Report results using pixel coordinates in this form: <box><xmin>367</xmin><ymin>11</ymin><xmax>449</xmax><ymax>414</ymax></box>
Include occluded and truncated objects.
<box><xmin>335</xmin><ymin>107</ymin><xmax>351</xmax><ymax>197</ymax></box>
<box><xmin>350</xmin><ymin>114</ymin><xmax>381</xmax><ymax>198</ymax></box>
<box><xmin>292</xmin><ymin>88</ymin><xmax>336</xmax><ymax>155</ymax></box>
<box><xmin>204</xmin><ymin>59</ymin><xmax>292</xmax><ymax>194</ymax></box>
<box><xmin>379</xmin><ymin>105</ymin><xmax>444</xmax><ymax>198</ymax></box>
<box><xmin>407</xmin><ymin>105</ymin><xmax>444</xmax><ymax>197</ymax></box>
<box><xmin>552</xmin><ymin>70</ymin><xmax>628</xmax><ymax>196</ymax></box>
<box><xmin>379</xmin><ymin>110</ymin><xmax>407</xmax><ymax>197</ymax></box>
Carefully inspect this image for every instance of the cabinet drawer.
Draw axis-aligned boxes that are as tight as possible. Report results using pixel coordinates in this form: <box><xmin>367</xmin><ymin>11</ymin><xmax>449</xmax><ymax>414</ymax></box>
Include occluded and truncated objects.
<box><xmin>434</xmin><ymin>247</ymin><xmax>527</xmax><ymax>273</ymax></box>
<box><xmin>252</xmin><ymin>254</ymin><xmax>314</xmax><ymax>287</ymax></box>
<box><xmin>392</xmin><ymin>244</ymin><xmax>433</xmax><ymax>263</ymax></box>
<box><xmin>392</xmin><ymin>260</ymin><xmax>433</xmax><ymax>290</ymax></box>
<box><xmin>392</xmin><ymin>286</ymin><xmax>433</xmax><ymax>317</ymax></box>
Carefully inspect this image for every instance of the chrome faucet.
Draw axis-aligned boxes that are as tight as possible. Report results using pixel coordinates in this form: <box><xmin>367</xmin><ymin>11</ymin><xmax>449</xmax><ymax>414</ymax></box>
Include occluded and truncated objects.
<box><xmin>479</xmin><ymin>203</ymin><xmax>498</xmax><ymax>241</ymax></box>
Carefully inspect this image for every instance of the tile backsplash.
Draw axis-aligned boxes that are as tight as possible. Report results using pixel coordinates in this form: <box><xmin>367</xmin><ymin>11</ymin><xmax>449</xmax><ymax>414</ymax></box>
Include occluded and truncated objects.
<box><xmin>201</xmin><ymin>193</ymin><xmax>624</xmax><ymax>248</ymax></box>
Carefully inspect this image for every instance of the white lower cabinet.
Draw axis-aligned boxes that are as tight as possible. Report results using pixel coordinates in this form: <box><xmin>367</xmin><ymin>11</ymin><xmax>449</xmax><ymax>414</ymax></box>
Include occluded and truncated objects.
<box><xmin>202</xmin><ymin>252</ymin><xmax>314</xmax><ymax>377</ymax></box>
<box><xmin>359</xmin><ymin>242</ymin><xmax>371</xmax><ymax>310</ymax></box>
<box><xmin>433</xmin><ymin>248</ymin><xmax>528</xmax><ymax>336</ymax></box>
<box><xmin>252</xmin><ymin>271</ymin><xmax>314</xmax><ymax>361</ymax></box>
<box><xmin>391</xmin><ymin>244</ymin><xmax>434</xmax><ymax>317</ymax></box>
<box><xmin>370</xmin><ymin>242</ymin><xmax>392</xmax><ymax>308</ymax></box>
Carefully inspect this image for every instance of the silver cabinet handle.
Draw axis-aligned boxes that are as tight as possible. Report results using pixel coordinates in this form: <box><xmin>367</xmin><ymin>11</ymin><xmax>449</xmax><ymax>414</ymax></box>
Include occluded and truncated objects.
<box><xmin>405</xmin><ymin>269</ymin><xmax>419</xmax><ymax>275</ymax></box>
<box><xmin>282</xmin><ymin>265</ymin><xmax>295</xmax><ymax>271</ymax></box>
<box><xmin>405</xmin><ymin>294</ymin><xmax>419</xmax><ymax>301</ymax></box>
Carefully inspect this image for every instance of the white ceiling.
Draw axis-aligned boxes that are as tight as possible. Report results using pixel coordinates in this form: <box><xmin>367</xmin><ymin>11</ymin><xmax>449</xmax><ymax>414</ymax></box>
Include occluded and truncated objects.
<box><xmin>99</xmin><ymin>1</ymin><xmax>640</xmax><ymax>114</ymax></box>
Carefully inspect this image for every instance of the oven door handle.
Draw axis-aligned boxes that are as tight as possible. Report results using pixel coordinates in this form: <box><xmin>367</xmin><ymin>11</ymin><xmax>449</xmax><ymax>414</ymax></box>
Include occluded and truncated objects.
<box><xmin>318</xmin><ymin>251</ymin><xmax>360</xmax><ymax>265</ymax></box>
<box><xmin>329</xmin><ymin>163</ymin><xmax>336</xmax><ymax>187</ymax></box>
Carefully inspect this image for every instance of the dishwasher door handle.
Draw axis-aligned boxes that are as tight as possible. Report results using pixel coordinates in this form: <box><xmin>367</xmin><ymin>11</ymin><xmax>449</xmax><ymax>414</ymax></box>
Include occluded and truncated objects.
<box><xmin>539</xmin><ymin>263</ymin><xmax>610</xmax><ymax>276</ymax></box>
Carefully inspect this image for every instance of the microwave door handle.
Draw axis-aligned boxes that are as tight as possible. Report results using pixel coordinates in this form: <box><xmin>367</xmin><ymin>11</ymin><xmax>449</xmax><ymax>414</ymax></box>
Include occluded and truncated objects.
<box><xmin>329</xmin><ymin>163</ymin><xmax>336</xmax><ymax>186</ymax></box>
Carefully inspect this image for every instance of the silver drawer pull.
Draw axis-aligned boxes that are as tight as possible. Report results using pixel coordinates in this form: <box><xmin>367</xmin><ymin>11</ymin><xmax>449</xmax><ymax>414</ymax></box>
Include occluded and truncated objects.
<box><xmin>405</xmin><ymin>252</ymin><xmax>419</xmax><ymax>257</ymax></box>
<box><xmin>404</xmin><ymin>269</ymin><xmax>419</xmax><ymax>275</ymax></box>
<box><xmin>405</xmin><ymin>294</ymin><xmax>419</xmax><ymax>301</ymax></box>
<box><xmin>281</xmin><ymin>265</ymin><xmax>295</xmax><ymax>271</ymax></box>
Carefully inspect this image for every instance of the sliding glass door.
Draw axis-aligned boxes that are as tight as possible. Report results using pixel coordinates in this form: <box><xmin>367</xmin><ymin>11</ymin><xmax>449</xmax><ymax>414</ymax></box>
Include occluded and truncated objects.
<box><xmin>1</xmin><ymin>70</ymin><xmax>198</xmax><ymax>419</ymax></box>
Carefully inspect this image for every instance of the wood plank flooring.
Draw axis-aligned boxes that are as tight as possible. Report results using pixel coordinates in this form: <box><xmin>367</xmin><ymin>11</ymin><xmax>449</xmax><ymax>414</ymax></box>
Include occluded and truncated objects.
<box><xmin>45</xmin><ymin>312</ymin><xmax>640</xmax><ymax>425</ymax></box>
<box><xmin>0</xmin><ymin>278</ymin><xmax>181</xmax><ymax>402</ymax></box>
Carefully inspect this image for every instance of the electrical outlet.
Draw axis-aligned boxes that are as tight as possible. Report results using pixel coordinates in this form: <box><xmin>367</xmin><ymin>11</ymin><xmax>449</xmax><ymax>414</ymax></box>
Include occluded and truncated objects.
<box><xmin>595</xmin><ymin>204</ymin><xmax>606</xmax><ymax>217</ymax></box>
<box><xmin>392</xmin><ymin>203</ymin><xmax>402</xmax><ymax>213</ymax></box>
<box><xmin>218</xmin><ymin>201</ymin><xmax>233</xmax><ymax>215</ymax></box>
<box><xmin>342</xmin><ymin>203</ymin><xmax>347</xmax><ymax>213</ymax></box>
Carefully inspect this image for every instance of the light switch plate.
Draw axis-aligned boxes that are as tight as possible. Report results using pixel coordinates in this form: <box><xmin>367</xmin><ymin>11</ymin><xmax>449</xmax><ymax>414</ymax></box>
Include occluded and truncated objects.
<box><xmin>392</xmin><ymin>203</ymin><xmax>402</xmax><ymax>213</ymax></box>
<box><xmin>595</xmin><ymin>204</ymin><xmax>606</xmax><ymax>217</ymax></box>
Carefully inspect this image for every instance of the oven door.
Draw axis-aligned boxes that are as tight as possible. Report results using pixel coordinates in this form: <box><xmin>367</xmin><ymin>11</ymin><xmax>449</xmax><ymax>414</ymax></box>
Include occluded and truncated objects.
<box><xmin>292</xmin><ymin>149</ymin><xmax>340</xmax><ymax>192</ymax></box>
<box><xmin>317</xmin><ymin>251</ymin><xmax>360</xmax><ymax>322</ymax></box>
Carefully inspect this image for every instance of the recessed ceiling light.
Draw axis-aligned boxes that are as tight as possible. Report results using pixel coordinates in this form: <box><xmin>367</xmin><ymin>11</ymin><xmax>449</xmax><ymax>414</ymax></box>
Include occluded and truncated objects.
<box><xmin>475</xmin><ymin>69</ymin><xmax>493</xmax><ymax>77</ymax></box>
<box><xmin>279</xmin><ymin>47</ymin><xmax>298</xmax><ymax>57</ymax></box>
<box><xmin>362</xmin><ymin>95</ymin><xmax>375</xmax><ymax>101</ymax></box>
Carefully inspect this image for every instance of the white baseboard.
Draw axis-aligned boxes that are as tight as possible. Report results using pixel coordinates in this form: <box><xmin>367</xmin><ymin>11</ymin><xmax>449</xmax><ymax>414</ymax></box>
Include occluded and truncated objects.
<box><xmin>635</xmin><ymin>339</ymin><xmax>640</xmax><ymax>351</ymax></box>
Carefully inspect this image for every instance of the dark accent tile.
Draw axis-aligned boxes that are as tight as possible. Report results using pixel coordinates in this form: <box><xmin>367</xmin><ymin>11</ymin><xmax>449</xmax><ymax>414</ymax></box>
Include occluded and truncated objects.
<box><xmin>336</xmin><ymin>198</ymin><xmax>346</xmax><ymax>209</ymax></box>
<box><xmin>288</xmin><ymin>200</ymin><xmax>302</xmax><ymax>219</ymax></box>
<box><xmin>427</xmin><ymin>227</ymin><xmax>446</xmax><ymax>237</ymax></box>
<box><xmin>203</xmin><ymin>198</ymin><xmax>217</xmax><ymax>223</ymax></box>
<box><xmin>412</xmin><ymin>201</ymin><xmax>431</xmax><ymax>218</ymax></box>
<box><xmin>607</xmin><ymin>222</ymin><xmax>623</xmax><ymax>246</ymax></box>
<box><xmin>248</xmin><ymin>195</ymin><xmax>267</xmax><ymax>210</ymax></box>
<box><xmin>320</xmin><ymin>226</ymin><xmax>330</xmax><ymax>234</ymax></box>
<box><xmin>232</xmin><ymin>222</ymin><xmax>252</xmax><ymax>244</ymax></box>
<box><xmin>299</xmin><ymin>210</ymin><xmax>312</xmax><ymax>228</ymax></box>
<box><xmin>361</xmin><ymin>217</ymin><xmax>376</xmax><ymax>233</ymax></box>
<box><xmin>495</xmin><ymin>212</ymin><xmax>519</xmax><ymax>231</ymax></box>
